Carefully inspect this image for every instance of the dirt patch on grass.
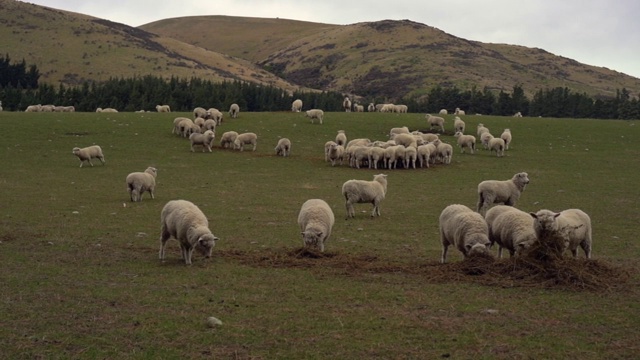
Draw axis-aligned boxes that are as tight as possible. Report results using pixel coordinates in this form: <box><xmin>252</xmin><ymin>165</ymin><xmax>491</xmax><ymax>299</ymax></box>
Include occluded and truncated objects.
<box><xmin>219</xmin><ymin>248</ymin><xmax>633</xmax><ymax>292</ymax></box>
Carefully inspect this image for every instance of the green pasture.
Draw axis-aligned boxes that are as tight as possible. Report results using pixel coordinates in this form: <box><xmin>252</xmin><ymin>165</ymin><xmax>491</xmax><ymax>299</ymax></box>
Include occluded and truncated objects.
<box><xmin>0</xmin><ymin>110</ymin><xmax>638</xmax><ymax>359</ymax></box>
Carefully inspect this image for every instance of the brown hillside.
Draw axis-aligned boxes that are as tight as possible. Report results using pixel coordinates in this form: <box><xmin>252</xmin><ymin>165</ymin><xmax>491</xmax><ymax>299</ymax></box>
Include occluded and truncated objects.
<box><xmin>0</xmin><ymin>0</ymin><xmax>302</xmax><ymax>91</ymax></box>
<box><xmin>142</xmin><ymin>17</ymin><xmax>640</xmax><ymax>100</ymax></box>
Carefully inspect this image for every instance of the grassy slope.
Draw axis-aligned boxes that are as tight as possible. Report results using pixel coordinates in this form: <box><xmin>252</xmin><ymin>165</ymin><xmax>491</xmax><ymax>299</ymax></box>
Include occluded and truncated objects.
<box><xmin>0</xmin><ymin>110</ymin><xmax>638</xmax><ymax>358</ymax></box>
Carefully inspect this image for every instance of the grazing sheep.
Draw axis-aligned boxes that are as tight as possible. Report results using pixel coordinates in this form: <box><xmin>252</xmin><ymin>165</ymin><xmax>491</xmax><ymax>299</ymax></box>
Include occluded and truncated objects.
<box><xmin>194</xmin><ymin>117</ymin><xmax>206</xmax><ymax>130</ymax></box>
<box><xmin>324</xmin><ymin>141</ymin><xmax>337</xmax><ymax>161</ymax></box>
<box><xmin>375</xmin><ymin>104</ymin><xmax>384</xmax><ymax>112</ymax></box>
<box><xmin>380</xmin><ymin>103</ymin><xmax>396</xmax><ymax>113</ymax></box>
<box><xmin>203</xmin><ymin>119</ymin><xmax>217</xmax><ymax>132</ymax></box>
<box><xmin>345</xmin><ymin>138</ymin><xmax>371</xmax><ymax>149</ymax></box>
<box><xmin>403</xmin><ymin>146</ymin><xmax>417</xmax><ymax>169</ymax></box>
<box><xmin>454</xmin><ymin>131</ymin><xmax>476</xmax><ymax>154</ymax></box>
<box><xmin>368</xmin><ymin>146</ymin><xmax>386</xmax><ymax>169</ymax></box>
<box><xmin>480</xmin><ymin>132</ymin><xmax>494</xmax><ymax>150</ymax></box>
<box><xmin>219</xmin><ymin>131</ymin><xmax>239</xmax><ymax>149</ymax></box>
<box><xmin>439</xmin><ymin>109</ymin><xmax>448</xmax><ymax>115</ymax></box>
<box><xmin>233</xmin><ymin>132</ymin><xmax>258</xmax><ymax>151</ymax></box>
<box><xmin>291</xmin><ymin>99</ymin><xmax>303</xmax><ymax>112</ymax></box>
<box><xmin>530</xmin><ymin>209</ymin><xmax>592</xmax><ymax>259</ymax></box>
<box><xmin>96</xmin><ymin>107</ymin><xmax>118</xmax><ymax>113</ymax></box>
<box><xmin>367</xmin><ymin>103</ymin><xmax>375</xmax><ymax>112</ymax></box>
<box><xmin>439</xmin><ymin>204</ymin><xmax>491</xmax><ymax>263</ymax></box>
<box><xmin>487</xmin><ymin>207</ymin><xmax>537</xmax><ymax>258</ymax></box>
<box><xmin>343</xmin><ymin>97</ymin><xmax>352</xmax><ymax>112</ymax></box>
<box><xmin>335</xmin><ymin>130</ymin><xmax>347</xmax><ymax>147</ymax></box>
<box><xmin>477</xmin><ymin>172</ymin><xmax>530</xmax><ymax>215</ymax></box>
<box><xmin>189</xmin><ymin>130</ymin><xmax>216</xmax><ymax>152</ymax></box>
<box><xmin>392</xmin><ymin>133</ymin><xmax>418</xmax><ymax>148</ymax></box>
<box><xmin>156</xmin><ymin>104</ymin><xmax>171</xmax><ymax>112</ymax></box>
<box><xmin>126</xmin><ymin>167</ymin><xmax>157</xmax><ymax>202</ymax></box>
<box><xmin>25</xmin><ymin>104</ymin><xmax>42</xmax><ymax>112</ymax></box>
<box><xmin>501</xmin><ymin>129</ymin><xmax>512</xmax><ymax>150</ymax></box>
<box><xmin>513</xmin><ymin>111</ymin><xmax>523</xmax><ymax>117</ymax></box>
<box><xmin>394</xmin><ymin>104</ymin><xmax>408</xmax><ymax>113</ymax></box>
<box><xmin>159</xmin><ymin>200</ymin><xmax>219</xmax><ymax>265</ymax></box>
<box><xmin>275</xmin><ymin>137</ymin><xmax>291</xmax><ymax>157</ymax></box>
<box><xmin>72</xmin><ymin>145</ymin><xmax>105</xmax><ymax>167</ymax></box>
<box><xmin>417</xmin><ymin>143</ymin><xmax>435</xmax><ymax>168</ymax></box>
<box><xmin>488</xmin><ymin>137</ymin><xmax>506</xmax><ymax>157</ymax></box>
<box><xmin>172</xmin><ymin>117</ymin><xmax>189</xmax><ymax>134</ymax></box>
<box><xmin>342</xmin><ymin>174</ymin><xmax>388</xmax><ymax>218</ymax></box>
<box><xmin>297</xmin><ymin>199</ymin><xmax>335</xmax><ymax>252</ymax></box>
<box><xmin>454</xmin><ymin>117</ymin><xmax>465</xmax><ymax>134</ymax></box>
<box><xmin>228</xmin><ymin>103</ymin><xmax>240</xmax><ymax>118</ymax></box>
<box><xmin>177</xmin><ymin>118</ymin><xmax>198</xmax><ymax>138</ymax></box>
<box><xmin>328</xmin><ymin>143</ymin><xmax>345</xmax><ymax>166</ymax></box>
<box><xmin>412</xmin><ymin>131</ymin><xmax>439</xmax><ymax>143</ymax></box>
<box><xmin>425</xmin><ymin>114</ymin><xmax>445</xmax><ymax>133</ymax></box>
<box><xmin>349</xmin><ymin>145</ymin><xmax>371</xmax><ymax>169</ymax></box>
<box><xmin>477</xmin><ymin>123</ymin><xmax>490</xmax><ymax>137</ymax></box>
<box><xmin>432</xmin><ymin>139</ymin><xmax>453</xmax><ymax>164</ymax></box>
<box><xmin>41</xmin><ymin>104</ymin><xmax>55</xmax><ymax>112</ymax></box>
<box><xmin>193</xmin><ymin>107</ymin><xmax>207</xmax><ymax>119</ymax></box>
<box><xmin>389</xmin><ymin>126</ymin><xmax>410</xmax><ymax>138</ymax></box>
<box><xmin>305</xmin><ymin>109</ymin><xmax>324</xmax><ymax>124</ymax></box>
<box><xmin>207</xmin><ymin>108</ymin><xmax>223</xmax><ymax>125</ymax></box>
<box><xmin>454</xmin><ymin>107</ymin><xmax>466</xmax><ymax>116</ymax></box>
<box><xmin>354</xmin><ymin>104</ymin><xmax>365</xmax><ymax>112</ymax></box>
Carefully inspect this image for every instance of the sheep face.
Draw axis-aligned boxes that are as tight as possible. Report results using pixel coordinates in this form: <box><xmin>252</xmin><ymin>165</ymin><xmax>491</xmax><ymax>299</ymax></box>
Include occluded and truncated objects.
<box><xmin>530</xmin><ymin>210</ymin><xmax>561</xmax><ymax>236</ymax></box>
<box><xmin>195</xmin><ymin>234</ymin><xmax>218</xmax><ymax>258</ymax></box>
<box><xmin>301</xmin><ymin>230</ymin><xmax>323</xmax><ymax>248</ymax></box>
<box><xmin>466</xmin><ymin>242</ymin><xmax>491</xmax><ymax>257</ymax></box>
<box><xmin>514</xmin><ymin>172</ymin><xmax>530</xmax><ymax>189</ymax></box>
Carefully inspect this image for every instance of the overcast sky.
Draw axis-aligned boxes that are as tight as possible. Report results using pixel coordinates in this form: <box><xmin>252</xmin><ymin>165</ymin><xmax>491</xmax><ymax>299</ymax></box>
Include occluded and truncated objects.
<box><xmin>28</xmin><ymin>0</ymin><xmax>640</xmax><ymax>79</ymax></box>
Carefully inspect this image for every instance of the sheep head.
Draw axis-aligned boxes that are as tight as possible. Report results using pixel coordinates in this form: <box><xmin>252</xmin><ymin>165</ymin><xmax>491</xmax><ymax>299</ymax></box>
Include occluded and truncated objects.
<box><xmin>196</xmin><ymin>234</ymin><xmax>218</xmax><ymax>258</ymax></box>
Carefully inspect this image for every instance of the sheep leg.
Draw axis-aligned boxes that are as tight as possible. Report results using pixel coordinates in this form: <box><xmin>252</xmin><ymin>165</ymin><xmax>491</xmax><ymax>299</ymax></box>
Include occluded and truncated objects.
<box><xmin>159</xmin><ymin>226</ymin><xmax>170</xmax><ymax>261</ymax></box>
<box><xmin>185</xmin><ymin>248</ymin><xmax>194</xmax><ymax>265</ymax></box>
<box><xmin>345</xmin><ymin>200</ymin><xmax>354</xmax><ymax>219</ymax></box>
<box><xmin>441</xmin><ymin>244</ymin><xmax>449</xmax><ymax>263</ymax></box>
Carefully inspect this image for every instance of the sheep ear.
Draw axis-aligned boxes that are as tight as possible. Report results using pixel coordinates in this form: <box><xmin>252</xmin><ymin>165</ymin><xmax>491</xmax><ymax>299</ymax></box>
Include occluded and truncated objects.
<box><xmin>530</xmin><ymin>212</ymin><xmax>538</xmax><ymax>219</ymax></box>
<box><xmin>301</xmin><ymin>232</ymin><xmax>306</xmax><ymax>237</ymax></box>
<box><xmin>553</xmin><ymin>213</ymin><xmax>561</xmax><ymax>219</ymax></box>
<box><xmin>316</xmin><ymin>231</ymin><xmax>323</xmax><ymax>238</ymax></box>
<box><xmin>465</xmin><ymin>244</ymin><xmax>472</xmax><ymax>252</ymax></box>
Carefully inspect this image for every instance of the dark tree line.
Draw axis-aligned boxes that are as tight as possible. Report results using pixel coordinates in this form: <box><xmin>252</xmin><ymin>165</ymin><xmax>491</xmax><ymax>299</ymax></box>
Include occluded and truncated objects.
<box><xmin>0</xmin><ymin>55</ymin><xmax>638</xmax><ymax>119</ymax></box>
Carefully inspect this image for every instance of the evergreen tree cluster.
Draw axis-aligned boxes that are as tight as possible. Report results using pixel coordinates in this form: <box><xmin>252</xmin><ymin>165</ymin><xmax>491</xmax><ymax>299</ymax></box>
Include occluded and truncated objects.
<box><xmin>0</xmin><ymin>54</ymin><xmax>40</xmax><ymax>90</ymax></box>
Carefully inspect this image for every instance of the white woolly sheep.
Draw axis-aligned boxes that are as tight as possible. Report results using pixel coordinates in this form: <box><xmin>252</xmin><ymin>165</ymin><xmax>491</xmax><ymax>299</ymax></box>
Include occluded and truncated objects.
<box><xmin>96</xmin><ymin>107</ymin><xmax>118</xmax><ymax>113</ymax></box>
<box><xmin>275</xmin><ymin>137</ymin><xmax>291</xmax><ymax>157</ymax></box>
<box><xmin>380</xmin><ymin>103</ymin><xmax>395</xmax><ymax>113</ymax></box>
<box><xmin>325</xmin><ymin>141</ymin><xmax>337</xmax><ymax>161</ymax></box>
<box><xmin>297</xmin><ymin>199</ymin><xmax>335</xmax><ymax>252</ymax></box>
<box><xmin>177</xmin><ymin>118</ymin><xmax>198</xmax><ymax>138</ymax></box>
<box><xmin>392</xmin><ymin>133</ymin><xmax>418</xmax><ymax>148</ymax></box>
<box><xmin>345</xmin><ymin>138</ymin><xmax>371</xmax><ymax>149</ymax></box>
<box><xmin>229</xmin><ymin>103</ymin><xmax>240</xmax><ymax>118</ymax></box>
<box><xmin>194</xmin><ymin>117</ymin><xmax>206</xmax><ymax>130</ymax></box>
<box><xmin>25</xmin><ymin>104</ymin><xmax>42</xmax><ymax>112</ymax></box>
<box><xmin>343</xmin><ymin>97</ymin><xmax>352</xmax><ymax>112</ymax></box>
<box><xmin>159</xmin><ymin>200</ymin><xmax>219</xmax><ymax>265</ymax></box>
<box><xmin>354</xmin><ymin>104</ymin><xmax>364</xmax><ymax>112</ymax></box>
<box><xmin>488</xmin><ymin>137</ymin><xmax>506</xmax><ymax>157</ymax></box>
<box><xmin>126</xmin><ymin>167</ymin><xmax>157</xmax><ymax>202</ymax></box>
<box><xmin>454</xmin><ymin>107</ymin><xmax>466</xmax><ymax>116</ymax></box>
<box><xmin>335</xmin><ymin>130</ymin><xmax>347</xmax><ymax>147</ymax></box>
<box><xmin>403</xmin><ymin>146</ymin><xmax>417</xmax><ymax>169</ymax></box>
<box><xmin>530</xmin><ymin>209</ymin><xmax>592</xmax><ymax>259</ymax></box>
<box><xmin>203</xmin><ymin>119</ymin><xmax>217</xmax><ymax>132</ymax></box>
<box><xmin>0</xmin><ymin>101</ymin><xmax>2</xmax><ymax>111</ymax></box>
<box><xmin>156</xmin><ymin>104</ymin><xmax>171</xmax><ymax>112</ymax></box>
<box><xmin>291</xmin><ymin>99</ymin><xmax>303</xmax><ymax>112</ymax></box>
<box><xmin>328</xmin><ymin>143</ymin><xmax>345</xmax><ymax>166</ymax></box>
<box><xmin>367</xmin><ymin>103</ymin><xmax>375</xmax><ymax>112</ymax></box>
<box><xmin>349</xmin><ymin>145</ymin><xmax>371</xmax><ymax>169</ymax></box>
<box><xmin>500</xmin><ymin>129</ymin><xmax>512</xmax><ymax>150</ymax></box>
<box><xmin>219</xmin><ymin>131</ymin><xmax>239</xmax><ymax>149</ymax></box>
<box><xmin>375</xmin><ymin>104</ymin><xmax>384</xmax><ymax>112</ymax></box>
<box><xmin>342</xmin><ymin>174</ymin><xmax>388</xmax><ymax>218</ymax></box>
<box><xmin>193</xmin><ymin>107</ymin><xmax>207</xmax><ymax>119</ymax></box>
<box><xmin>383</xmin><ymin>145</ymin><xmax>401</xmax><ymax>169</ymax></box>
<box><xmin>72</xmin><ymin>145</ymin><xmax>105</xmax><ymax>167</ymax></box>
<box><xmin>417</xmin><ymin>143</ymin><xmax>435</xmax><ymax>168</ymax></box>
<box><xmin>480</xmin><ymin>132</ymin><xmax>494</xmax><ymax>150</ymax></box>
<box><xmin>305</xmin><ymin>109</ymin><xmax>324</xmax><ymax>124</ymax></box>
<box><xmin>439</xmin><ymin>109</ymin><xmax>448</xmax><ymax>115</ymax></box>
<box><xmin>477</xmin><ymin>172</ymin><xmax>530</xmax><ymax>215</ymax></box>
<box><xmin>513</xmin><ymin>111</ymin><xmax>523</xmax><ymax>117</ymax></box>
<box><xmin>412</xmin><ymin>131</ymin><xmax>439</xmax><ymax>143</ymax></box>
<box><xmin>41</xmin><ymin>104</ymin><xmax>55</xmax><ymax>112</ymax></box>
<box><xmin>454</xmin><ymin>131</ymin><xmax>476</xmax><ymax>154</ymax></box>
<box><xmin>477</xmin><ymin>123</ymin><xmax>490</xmax><ymax>137</ymax></box>
<box><xmin>487</xmin><ymin>206</ymin><xmax>537</xmax><ymax>258</ymax></box>
<box><xmin>233</xmin><ymin>132</ymin><xmax>258</xmax><ymax>151</ymax></box>
<box><xmin>394</xmin><ymin>104</ymin><xmax>408</xmax><ymax>113</ymax></box>
<box><xmin>389</xmin><ymin>126</ymin><xmax>410</xmax><ymax>138</ymax></box>
<box><xmin>439</xmin><ymin>204</ymin><xmax>491</xmax><ymax>263</ymax></box>
<box><xmin>454</xmin><ymin>117</ymin><xmax>465</xmax><ymax>134</ymax></box>
<box><xmin>207</xmin><ymin>108</ymin><xmax>223</xmax><ymax>125</ymax></box>
<box><xmin>425</xmin><ymin>114</ymin><xmax>445</xmax><ymax>133</ymax></box>
<box><xmin>368</xmin><ymin>146</ymin><xmax>386</xmax><ymax>169</ymax></box>
<box><xmin>190</xmin><ymin>130</ymin><xmax>216</xmax><ymax>152</ymax></box>
<box><xmin>431</xmin><ymin>139</ymin><xmax>452</xmax><ymax>164</ymax></box>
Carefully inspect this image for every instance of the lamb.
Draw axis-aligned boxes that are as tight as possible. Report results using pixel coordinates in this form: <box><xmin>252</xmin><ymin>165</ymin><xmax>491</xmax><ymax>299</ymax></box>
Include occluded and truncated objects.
<box><xmin>233</xmin><ymin>132</ymin><xmax>258</xmax><ymax>151</ymax></box>
<box><xmin>439</xmin><ymin>204</ymin><xmax>491</xmax><ymax>263</ymax></box>
<box><xmin>297</xmin><ymin>199</ymin><xmax>335</xmax><ymax>252</ymax></box>
<box><xmin>488</xmin><ymin>137</ymin><xmax>506</xmax><ymax>157</ymax></box>
<box><xmin>327</xmin><ymin>143</ymin><xmax>345</xmax><ymax>166</ymax></box>
<box><xmin>189</xmin><ymin>130</ymin><xmax>216</xmax><ymax>152</ymax></box>
<box><xmin>193</xmin><ymin>107</ymin><xmax>207</xmax><ymax>119</ymax></box>
<box><xmin>291</xmin><ymin>99</ymin><xmax>303</xmax><ymax>112</ymax></box>
<box><xmin>156</xmin><ymin>104</ymin><xmax>171</xmax><ymax>112</ymax></box>
<box><xmin>72</xmin><ymin>145</ymin><xmax>105</xmax><ymax>167</ymax></box>
<box><xmin>335</xmin><ymin>130</ymin><xmax>347</xmax><ymax>146</ymax></box>
<box><xmin>454</xmin><ymin>117</ymin><xmax>465</xmax><ymax>134</ymax></box>
<box><xmin>454</xmin><ymin>107</ymin><xmax>466</xmax><ymax>116</ymax></box>
<box><xmin>126</xmin><ymin>167</ymin><xmax>157</xmax><ymax>202</ymax></box>
<box><xmin>500</xmin><ymin>129</ymin><xmax>512</xmax><ymax>150</ymax></box>
<box><xmin>219</xmin><ymin>131</ymin><xmax>239</xmax><ymax>149</ymax></box>
<box><xmin>530</xmin><ymin>209</ymin><xmax>592</xmax><ymax>259</ymax></box>
<box><xmin>425</xmin><ymin>114</ymin><xmax>445</xmax><ymax>133</ymax></box>
<box><xmin>477</xmin><ymin>172</ymin><xmax>530</xmax><ymax>215</ymax></box>
<box><xmin>305</xmin><ymin>109</ymin><xmax>324</xmax><ymax>124</ymax></box>
<box><xmin>275</xmin><ymin>137</ymin><xmax>291</xmax><ymax>157</ymax></box>
<box><xmin>454</xmin><ymin>131</ymin><xmax>476</xmax><ymax>154</ymax></box>
<box><xmin>486</xmin><ymin>206</ymin><xmax>537</xmax><ymax>258</ymax></box>
<box><xmin>228</xmin><ymin>103</ymin><xmax>240</xmax><ymax>118</ymax></box>
<box><xmin>342</xmin><ymin>174</ymin><xmax>388</xmax><ymax>218</ymax></box>
<box><xmin>159</xmin><ymin>200</ymin><xmax>219</xmax><ymax>265</ymax></box>
<box><xmin>477</xmin><ymin>123</ymin><xmax>490</xmax><ymax>137</ymax></box>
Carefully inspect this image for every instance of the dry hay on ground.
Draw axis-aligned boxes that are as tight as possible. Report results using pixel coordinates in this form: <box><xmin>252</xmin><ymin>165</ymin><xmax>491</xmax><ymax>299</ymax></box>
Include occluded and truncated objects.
<box><xmin>219</xmin><ymin>247</ymin><xmax>633</xmax><ymax>292</ymax></box>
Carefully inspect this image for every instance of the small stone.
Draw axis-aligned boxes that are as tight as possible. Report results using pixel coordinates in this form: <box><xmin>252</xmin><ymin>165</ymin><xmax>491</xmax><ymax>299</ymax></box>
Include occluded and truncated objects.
<box><xmin>207</xmin><ymin>316</ymin><xmax>223</xmax><ymax>327</ymax></box>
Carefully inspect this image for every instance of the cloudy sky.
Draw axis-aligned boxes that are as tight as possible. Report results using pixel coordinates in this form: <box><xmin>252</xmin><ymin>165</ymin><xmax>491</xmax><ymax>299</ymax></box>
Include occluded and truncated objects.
<box><xmin>28</xmin><ymin>0</ymin><xmax>640</xmax><ymax>79</ymax></box>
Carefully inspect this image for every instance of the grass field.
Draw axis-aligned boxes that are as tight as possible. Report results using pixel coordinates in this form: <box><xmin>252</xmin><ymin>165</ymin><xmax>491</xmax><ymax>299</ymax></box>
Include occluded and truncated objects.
<box><xmin>0</xmin><ymin>110</ymin><xmax>639</xmax><ymax>359</ymax></box>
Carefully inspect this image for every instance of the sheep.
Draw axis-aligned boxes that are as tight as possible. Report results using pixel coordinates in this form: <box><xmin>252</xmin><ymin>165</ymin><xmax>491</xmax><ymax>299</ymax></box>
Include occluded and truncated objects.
<box><xmin>324</xmin><ymin>141</ymin><xmax>337</xmax><ymax>161</ymax></box>
<box><xmin>342</xmin><ymin>174</ymin><xmax>388</xmax><ymax>218</ymax></box>
<box><xmin>41</xmin><ymin>104</ymin><xmax>55</xmax><ymax>112</ymax></box>
<box><xmin>305</xmin><ymin>109</ymin><xmax>324</xmax><ymax>124</ymax></box>
<box><xmin>233</xmin><ymin>132</ymin><xmax>258</xmax><ymax>151</ymax></box>
<box><xmin>96</xmin><ymin>107</ymin><xmax>118</xmax><ymax>113</ymax></box>
<box><xmin>392</xmin><ymin>133</ymin><xmax>418</xmax><ymax>148</ymax></box>
<box><xmin>343</xmin><ymin>97</ymin><xmax>352</xmax><ymax>112</ymax></box>
<box><xmin>156</xmin><ymin>104</ymin><xmax>171</xmax><ymax>112</ymax></box>
<box><xmin>530</xmin><ymin>209</ymin><xmax>592</xmax><ymax>259</ymax></box>
<box><xmin>189</xmin><ymin>130</ymin><xmax>216</xmax><ymax>152</ymax></box>
<box><xmin>367</xmin><ymin>103</ymin><xmax>375</xmax><ymax>112</ymax></box>
<box><xmin>177</xmin><ymin>118</ymin><xmax>197</xmax><ymax>138</ymax></box>
<box><xmin>417</xmin><ymin>143</ymin><xmax>435</xmax><ymax>168</ymax></box>
<box><xmin>454</xmin><ymin>131</ymin><xmax>476</xmax><ymax>154</ymax></box>
<box><xmin>228</xmin><ymin>103</ymin><xmax>240</xmax><ymax>118</ymax></box>
<box><xmin>500</xmin><ymin>129</ymin><xmax>512</xmax><ymax>150</ymax></box>
<box><xmin>193</xmin><ymin>107</ymin><xmax>207</xmax><ymax>119</ymax></box>
<box><xmin>62</xmin><ymin>106</ymin><xmax>75</xmax><ymax>112</ymax></box>
<box><xmin>194</xmin><ymin>117</ymin><xmax>206</xmax><ymax>130</ymax></box>
<box><xmin>439</xmin><ymin>204</ymin><xmax>491</xmax><ymax>263</ymax></box>
<box><xmin>368</xmin><ymin>146</ymin><xmax>386</xmax><ymax>169</ymax></box>
<box><xmin>375</xmin><ymin>103</ymin><xmax>384</xmax><ymax>112</ymax></box>
<box><xmin>477</xmin><ymin>172</ymin><xmax>530</xmax><ymax>215</ymax></box>
<box><xmin>425</xmin><ymin>114</ymin><xmax>445</xmax><ymax>133</ymax></box>
<box><xmin>203</xmin><ymin>119</ymin><xmax>217</xmax><ymax>132</ymax></box>
<box><xmin>345</xmin><ymin>138</ymin><xmax>371</xmax><ymax>149</ymax></box>
<box><xmin>412</xmin><ymin>131</ymin><xmax>439</xmax><ymax>143</ymax></box>
<box><xmin>403</xmin><ymin>146</ymin><xmax>417</xmax><ymax>169</ymax></box>
<box><xmin>297</xmin><ymin>199</ymin><xmax>335</xmax><ymax>252</ymax></box>
<box><xmin>477</xmin><ymin>123</ymin><xmax>490</xmax><ymax>137</ymax></box>
<box><xmin>219</xmin><ymin>131</ymin><xmax>239</xmax><ymax>149</ymax></box>
<box><xmin>439</xmin><ymin>108</ymin><xmax>448</xmax><ymax>115</ymax></box>
<box><xmin>480</xmin><ymin>132</ymin><xmax>494</xmax><ymax>150</ymax></box>
<box><xmin>454</xmin><ymin>117</ymin><xmax>465</xmax><ymax>133</ymax></box>
<box><xmin>159</xmin><ymin>200</ymin><xmax>219</xmax><ymax>265</ymax></box>
<box><xmin>454</xmin><ymin>107</ymin><xmax>466</xmax><ymax>116</ymax></box>
<box><xmin>335</xmin><ymin>130</ymin><xmax>347</xmax><ymax>147</ymax></box>
<box><xmin>488</xmin><ymin>137</ymin><xmax>506</xmax><ymax>157</ymax></box>
<box><xmin>25</xmin><ymin>104</ymin><xmax>42</xmax><ymax>112</ymax></box>
<box><xmin>349</xmin><ymin>145</ymin><xmax>370</xmax><ymax>169</ymax></box>
<box><xmin>486</xmin><ymin>206</ymin><xmax>537</xmax><ymax>258</ymax></box>
<box><xmin>207</xmin><ymin>108</ymin><xmax>223</xmax><ymax>125</ymax></box>
<box><xmin>354</xmin><ymin>104</ymin><xmax>364</xmax><ymax>112</ymax></box>
<box><xmin>389</xmin><ymin>126</ymin><xmax>410</xmax><ymax>138</ymax></box>
<box><xmin>327</xmin><ymin>143</ymin><xmax>345</xmax><ymax>166</ymax></box>
<box><xmin>513</xmin><ymin>111</ymin><xmax>523</xmax><ymax>117</ymax></box>
<box><xmin>72</xmin><ymin>145</ymin><xmax>105</xmax><ymax>167</ymax></box>
<box><xmin>432</xmin><ymin>139</ymin><xmax>453</xmax><ymax>164</ymax></box>
<box><xmin>275</xmin><ymin>137</ymin><xmax>291</xmax><ymax>157</ymax></box>
<box><xmin>394</xmin><ymin>104</ymin><xmax>408</xmax><ymax>113</ymax></box>
<box><xmin>126</xmin><ymin>167</ymin><xmax>157</xmax><ymax>202</ymax></box>
<box><xmin>291</xmin><ymin>99</ymin><xmax>303</xmax><ymax>112</ymax></box>
<box><xmin>386</xmin><ymin>145</ymin><xmax>405</xmax><ymax>169</ymax></box>
<box><xmin>380</xmin><ymin>103</ymin><xmax>395</xmax><ymax>113</ymax></box>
